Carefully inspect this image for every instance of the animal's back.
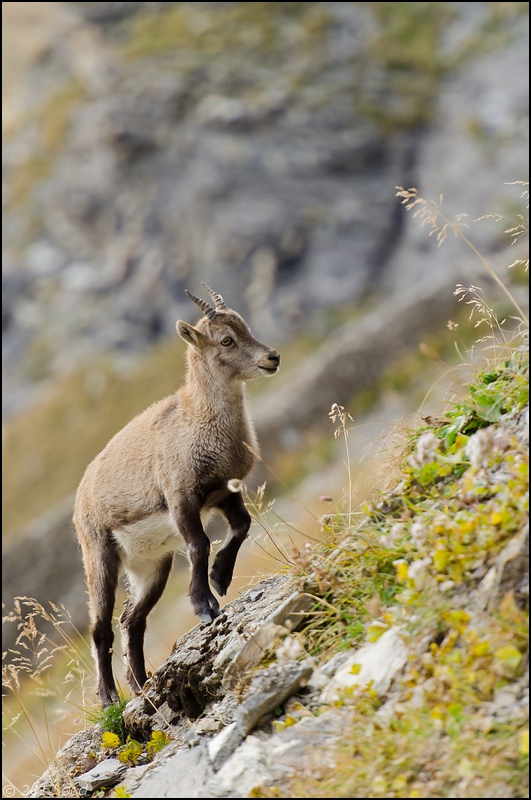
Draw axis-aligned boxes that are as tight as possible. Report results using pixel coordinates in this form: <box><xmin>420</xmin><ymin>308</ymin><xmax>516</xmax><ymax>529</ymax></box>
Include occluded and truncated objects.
<box><xmin>74</xmin><ymin>394</ymin><xmax>182</xmax><ymax>531</ymax></box>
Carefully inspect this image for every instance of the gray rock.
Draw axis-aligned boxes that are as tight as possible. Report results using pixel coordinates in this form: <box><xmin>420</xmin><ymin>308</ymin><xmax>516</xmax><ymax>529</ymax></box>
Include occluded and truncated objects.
<box><xmin>477</xmin><ymin>524</ymin><xmax>529</xmax><ymax>612</ymax></box>
<box><xmin>209</xmin><ymin>735</ymin><xmax>273</xmax><ymax>798</ymax></box>
<box><xmin>236</xmin><ymin>659</ymin><xmax>314</xmax><ymax>737</ymax></box>
<box><xmin>122</xmin><ymin>576</ymin><xmax>309</xmax><ymax>737</ymax></box>
<box><xmin>207</xmin><ymin>722</ymin><xmax>243</xmax><ymax>771</ymax></box>
<box><xmin>26</xmin><ymin>727</ymin><xmax>104</xmax><ymax>798</ymax></box>
<box><xmin>76</xmin><ymin>758</ymin><xmax>126</xmax><ymax>792</ymax></box>
<box><xmin>130</xmin><ymin>744</ymin><xmax>214</xmax><ymax>799</ymax></box>
<box><xmin>320</xmin><ymin>626</ymin><xmax>408</xmax><ymax>703</ymax></box>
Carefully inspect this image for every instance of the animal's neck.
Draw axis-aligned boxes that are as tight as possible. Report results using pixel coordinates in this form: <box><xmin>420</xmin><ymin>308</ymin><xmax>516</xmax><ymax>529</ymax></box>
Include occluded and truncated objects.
<box><xmin>184</xmin><ymin>355</ymin><xmax>247</xmax><ymax>418</ymax></box>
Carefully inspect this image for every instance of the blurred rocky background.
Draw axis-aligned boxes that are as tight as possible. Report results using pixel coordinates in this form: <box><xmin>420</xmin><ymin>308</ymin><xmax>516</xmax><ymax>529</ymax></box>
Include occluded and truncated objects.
<box><xmin>2</xmin><ymin>4</ymin><xmax>529</xmax><ymax>784</ymax></box>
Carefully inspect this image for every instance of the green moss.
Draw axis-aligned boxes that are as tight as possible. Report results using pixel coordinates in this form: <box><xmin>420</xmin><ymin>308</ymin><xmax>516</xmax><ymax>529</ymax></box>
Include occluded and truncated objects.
<box><xmin>10</xmin><ymin>154</ymin><xmax>53</xmax><ymax>210</ymax></box>
<box><xmin>40</xmin><ymin>81</ymin><xmax>86</xmax><ymax>150</ymax></box>
<box><xmin>353</xmin><ymin>1</ymin><xmax>455</xmax><ymax>132</ymax></box>
<box><xmin>124</xmin><ymin>2</ymin><xmax>331</xmax><ymax>64</ymax></box>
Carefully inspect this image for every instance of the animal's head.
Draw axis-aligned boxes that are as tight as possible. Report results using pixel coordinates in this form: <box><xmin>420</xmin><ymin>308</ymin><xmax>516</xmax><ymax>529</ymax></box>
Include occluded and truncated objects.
<box><xmin>177</xmin><ymin>283</ymin><xmax>280</xmax><ymax>381</ymax></box>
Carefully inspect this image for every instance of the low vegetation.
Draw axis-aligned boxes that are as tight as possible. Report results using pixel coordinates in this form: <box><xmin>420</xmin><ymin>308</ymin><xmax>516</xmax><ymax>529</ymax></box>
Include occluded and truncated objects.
<box><xmin>268</xmin><ymin>331</ymin><xmax>528</xmax><ymax>798</ymax></box>
<box><xmin>250</xmin><ymin>185</ymin><xmax>529</xmax><ymax>798</ymax></box>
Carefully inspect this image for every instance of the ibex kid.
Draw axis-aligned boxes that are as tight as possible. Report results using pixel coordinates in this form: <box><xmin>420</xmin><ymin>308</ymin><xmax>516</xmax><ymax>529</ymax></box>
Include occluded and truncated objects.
<box><xmin>73</xmin><ymin>284</ymin><xmax>280</xmax><ymax>705</ymax></box>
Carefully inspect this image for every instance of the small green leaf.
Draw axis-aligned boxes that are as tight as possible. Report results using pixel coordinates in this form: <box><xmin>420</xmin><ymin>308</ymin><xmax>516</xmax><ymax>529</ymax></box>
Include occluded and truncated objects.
<box><xmin>494</xmin><ymin>645</ymin><xmax>523</xmax><ymax>671</ymax></box>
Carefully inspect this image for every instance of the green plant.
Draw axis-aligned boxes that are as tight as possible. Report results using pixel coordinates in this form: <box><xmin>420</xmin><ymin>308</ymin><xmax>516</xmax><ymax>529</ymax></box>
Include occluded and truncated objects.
<box><xmin>103</xmin><ymin>729</ymin><xmax>171</xmax><ymax>772</ymax></box>
<box><xmin>113</xmin><ymin>786</ymin><xmax>132</xmax><ymax>798</ymax></box>
<box><xmin>146</xmin><ymin>729</ymin><xmax>172</xmax><ymax>760</ymax></box>
<box><xmin>117</xmin><ymin>736</ymin><xmax>143</xmax><ymax>766</ymax></box>
<box><xmin>328</xmin><ymin>404</ymin><xmax>355</xmax><ymax>527</ymax></box>
<box><xmin>89</xmin><ymin>697</ymin><xmax>130</xmax><ymax>744</ymax></box>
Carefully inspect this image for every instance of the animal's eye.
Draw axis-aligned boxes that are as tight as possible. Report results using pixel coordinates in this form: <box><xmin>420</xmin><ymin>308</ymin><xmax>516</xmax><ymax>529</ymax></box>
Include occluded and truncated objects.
<box><xmin>220</xmin><ymin>336</ymin><xmax>233</xmax><ymax>346</ymax></box>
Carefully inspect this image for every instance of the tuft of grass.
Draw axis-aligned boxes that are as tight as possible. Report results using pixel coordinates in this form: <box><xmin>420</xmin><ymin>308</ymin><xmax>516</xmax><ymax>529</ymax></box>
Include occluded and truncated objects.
<box><xmin>396</xmin><ymin>183</ymin><xmax>528</xmax><ymax>326</ymax></box>
<box><xmin>2</xmin><ymin>598</ymin><xmax>97</xmax><ymax>797</ymax></box>
<box><xmin>2</xmin><ymin>595</ymin><xmax>173</xmax><ymax>797</ymax></box>
<box><xmin>88</xmin><ymin>698</ymin><xmax>130</xmax><ymax>744</ymax></box>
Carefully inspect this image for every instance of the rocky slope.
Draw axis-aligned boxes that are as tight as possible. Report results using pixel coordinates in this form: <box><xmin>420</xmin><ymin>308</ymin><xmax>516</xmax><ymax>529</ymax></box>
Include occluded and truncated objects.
<box><xmin>27</xmin><ymin>341</ymin><xmax>529</xmax><ymax>798</ymax></box>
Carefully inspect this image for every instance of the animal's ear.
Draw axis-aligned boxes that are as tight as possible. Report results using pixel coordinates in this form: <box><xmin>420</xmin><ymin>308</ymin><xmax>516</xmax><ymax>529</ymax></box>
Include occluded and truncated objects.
<box><xmin>176</xmin><ymin>320</ymin><xmax>207</xmax><ymax>350</ymax></box>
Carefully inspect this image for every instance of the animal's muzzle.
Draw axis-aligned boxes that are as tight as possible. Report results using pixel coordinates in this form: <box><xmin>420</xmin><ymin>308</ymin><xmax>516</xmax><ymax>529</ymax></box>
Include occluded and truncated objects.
<box><xmin>260</xmin><ymin>351</ymin><xmax>280</xmax><ymax>373</ymax></box>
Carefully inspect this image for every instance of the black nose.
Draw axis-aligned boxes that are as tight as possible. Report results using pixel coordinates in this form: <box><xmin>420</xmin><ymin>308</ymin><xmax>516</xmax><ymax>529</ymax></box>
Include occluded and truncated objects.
<box><xmin>267</xmin><ymin>352</ymin><xmax>280</xmax><ymax>366</ymax></box>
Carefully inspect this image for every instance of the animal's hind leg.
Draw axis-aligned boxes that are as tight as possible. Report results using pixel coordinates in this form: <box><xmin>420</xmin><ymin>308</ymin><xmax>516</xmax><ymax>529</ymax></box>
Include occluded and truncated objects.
<box><xmin>80</xmin><ymin>533</ymin><xmax>121</xmax><ymax>707</ymax></box>
<box><xmin>120</xmin><ymin>553</ymin><xmax>173</xmax><ymax>693</ymax></box>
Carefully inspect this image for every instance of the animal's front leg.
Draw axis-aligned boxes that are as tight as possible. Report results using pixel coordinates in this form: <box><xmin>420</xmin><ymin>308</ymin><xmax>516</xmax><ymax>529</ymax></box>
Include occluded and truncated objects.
<box><xmin>210</xmin><ymin>491</ymin><xmax>251</xmax><ymax>596</ymax></box>
<box><xmin>171</xmin><ymin>500</ymin><xmax>221</xmax><ymax>622</ymax></box>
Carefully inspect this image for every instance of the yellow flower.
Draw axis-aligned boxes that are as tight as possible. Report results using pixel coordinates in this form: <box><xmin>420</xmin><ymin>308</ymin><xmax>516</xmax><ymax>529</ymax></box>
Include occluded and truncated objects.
<box><xmin>101</xmin><ymin>731</ymin><xmax>121</xmax><ymax>749</ymax></box>
<box><xmin>394</xmin><ymin>559</ymin><xmax>409</xmax><ymax>582</ymax></box>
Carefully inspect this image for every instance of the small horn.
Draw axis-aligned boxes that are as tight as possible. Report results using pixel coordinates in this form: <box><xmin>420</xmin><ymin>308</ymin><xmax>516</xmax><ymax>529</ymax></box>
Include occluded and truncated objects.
<box><xmin>185</xmin><ymin>289</ymin><xmax>217</xmax><ymax>320</ymax></box>
<box><xmin>201</xmin><ymin>283</ymin><xmax>227</xmax><ymax>311</ymax></box>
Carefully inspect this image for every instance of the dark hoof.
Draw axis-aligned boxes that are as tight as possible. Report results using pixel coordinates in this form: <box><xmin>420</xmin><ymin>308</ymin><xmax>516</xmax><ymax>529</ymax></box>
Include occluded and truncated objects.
<box><xmin>210</xmin><ymin>569</ymin><xmax>233</xmax><ymax>597</ymax></box>
<box><xmin>210</xmin><ymin>576</ymin><xmax>226</xmax><ymax>597</ymax></box>
<box><xmin>196</xmin><ymin>595</ymin><xmax>221</xmax><ymax>623</ymax></box>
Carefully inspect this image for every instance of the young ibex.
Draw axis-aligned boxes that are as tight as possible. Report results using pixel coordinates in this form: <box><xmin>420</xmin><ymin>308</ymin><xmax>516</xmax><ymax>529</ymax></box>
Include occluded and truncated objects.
<box><xmin>73</xmin><ymin>284</ymin><xmax>280</xmax><ymax>706</ymax></box>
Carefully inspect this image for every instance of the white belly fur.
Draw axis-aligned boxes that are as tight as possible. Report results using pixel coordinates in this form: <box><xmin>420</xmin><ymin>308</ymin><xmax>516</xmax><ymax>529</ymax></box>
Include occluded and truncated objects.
<box><xmin>113</xmin><ymin>512</ymin><xmax>178</xmax><ymax>564</ymax></box>
<box><xmin>112</xmin><ymin>509</ymin><xmax>214</xmax><ymax>567</ymax></box>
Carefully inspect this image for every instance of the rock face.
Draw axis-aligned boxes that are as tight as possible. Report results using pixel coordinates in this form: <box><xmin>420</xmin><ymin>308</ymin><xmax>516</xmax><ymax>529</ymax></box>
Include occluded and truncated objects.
<box><xmin>121</xmin><ymin>576</ymin><xmax>315</xmax><ymax>735</ymax></box>
<box><xmin>27</xmin><ymin>571</ymin><xmax>416</xmax><ymax>798</ymax></box>
<box><xmin>26</xmin><ymin>574</ymin><xmax>318</xmax><ymax>797</ymax></box>
<box><xmin>27</xmin><ymin>508</ymin><xmax>529</xmax><ymax>798</ymax></box>
<box><xmin>2</xmin><ymin>2</ymin><xmax>529</xmax><ymax>414</ymax></box>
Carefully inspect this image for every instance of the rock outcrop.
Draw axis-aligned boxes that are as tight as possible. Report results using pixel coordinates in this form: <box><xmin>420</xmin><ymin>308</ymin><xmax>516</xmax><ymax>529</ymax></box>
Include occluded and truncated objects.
<box><xmin>27</xmin><ymin>374</ymin><xmax>529</xmax><ymax>798</ymax></box>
